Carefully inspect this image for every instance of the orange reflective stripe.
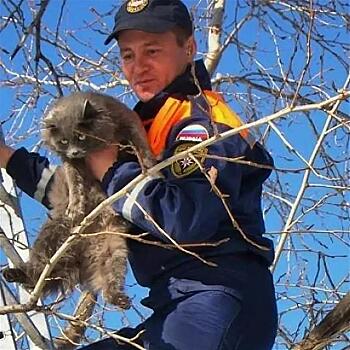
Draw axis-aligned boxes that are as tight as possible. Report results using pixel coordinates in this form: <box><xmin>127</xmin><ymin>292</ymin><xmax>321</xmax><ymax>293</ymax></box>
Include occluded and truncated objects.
<box><xmin>146</xmin><ymin>91</ymin><xmax>255</xmax><ymax>156</ymax></box>
<box><xmin>147</xmin><ymin>97</ymin><xmax>191</xmax><ymax>156</ymax></box>
<box><xmin>204</xmin><ymin>90</ymin><xmax>225</xmax><ymax>103</ymax></box>
<box><xmin>205</xmin><ymin>90</ymin><xmax>255</xmax><ymax>147</ymax></box>
<box><xmin>203</xmin><ymin>90</ymin><xmax>249</xmax><ymax>139</ymax></box>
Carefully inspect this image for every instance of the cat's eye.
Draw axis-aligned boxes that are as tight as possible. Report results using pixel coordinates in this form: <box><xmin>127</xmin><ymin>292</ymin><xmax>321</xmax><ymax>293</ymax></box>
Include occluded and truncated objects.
<box><xmin>78</xmin><ymin>134</ymin><xmax>86</xmax><ymax>141</ymax></box>
<box><xmin>60</xmin><ymin>139</ymin><xmax>68</xmax><ymax>145</ymax></box>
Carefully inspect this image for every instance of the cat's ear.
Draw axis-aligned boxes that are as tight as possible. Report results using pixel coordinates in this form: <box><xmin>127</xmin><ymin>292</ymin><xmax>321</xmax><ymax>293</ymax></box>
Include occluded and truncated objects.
<box><xmin>42</xmin><ymin>113</ymin><xmax>57</xmax><ymax>130</ymax></box>
<box><xmin>82</xmin><ymin>99</ymin><xmax>97</xmax><ymax>120</ymax></box>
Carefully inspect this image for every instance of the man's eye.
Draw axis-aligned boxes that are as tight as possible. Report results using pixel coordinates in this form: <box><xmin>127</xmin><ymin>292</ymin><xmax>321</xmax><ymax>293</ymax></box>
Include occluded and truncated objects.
<box><xmin>60</xmin><ymin>139</ymin><xmax>68</xmax><ymax>145</ymax></box>
<box><xmin>148</xmin><ymin>49</ymin><xmax>159</xmax><ymax>56</ymax></box>
<box><xmin>122</xmin><ymin>53</ymin><xmax>133</xmax><ymax>62</ymax></box>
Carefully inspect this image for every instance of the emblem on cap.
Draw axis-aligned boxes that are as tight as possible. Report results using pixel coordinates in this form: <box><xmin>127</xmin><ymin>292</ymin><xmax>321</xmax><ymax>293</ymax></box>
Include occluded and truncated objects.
<box><xmin>126</xmin><ymin>0</ymin><xmax>149</xmax><ymax>13</ymax></box>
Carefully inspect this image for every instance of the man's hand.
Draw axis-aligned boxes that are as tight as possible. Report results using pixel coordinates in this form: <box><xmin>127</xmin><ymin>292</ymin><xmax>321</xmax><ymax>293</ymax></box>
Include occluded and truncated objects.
<box><xmin>0</xmin><ymin>144</ymin><xmax>15</xmax><ymax>169</ymax></box>
<box><xmin>85</xmin><ymin>145</ymin><xmax>119</xmax><ymax>181</ymax></box>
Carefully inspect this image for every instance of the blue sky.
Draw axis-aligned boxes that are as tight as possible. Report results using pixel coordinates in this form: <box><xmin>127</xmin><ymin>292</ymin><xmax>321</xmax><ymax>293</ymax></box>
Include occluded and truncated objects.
<box><xmin>0</xmin><ymin>0</ymin><xmax>349</xmax><ymax>348</ymax></box>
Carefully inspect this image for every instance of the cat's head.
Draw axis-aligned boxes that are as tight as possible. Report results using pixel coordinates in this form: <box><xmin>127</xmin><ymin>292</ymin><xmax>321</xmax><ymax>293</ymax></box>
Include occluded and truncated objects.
<box><xmin>41</xmin><ymin>92</ymin><xmax>116</xmax><ymax>159</ymax></box>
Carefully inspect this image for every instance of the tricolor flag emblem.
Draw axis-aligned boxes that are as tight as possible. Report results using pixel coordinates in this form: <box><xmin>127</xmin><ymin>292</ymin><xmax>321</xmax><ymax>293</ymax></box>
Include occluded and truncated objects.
<box><xmin>176</xmin><ymin>124</ymin><xmax>209</xmax><ymax>142</ymax></box>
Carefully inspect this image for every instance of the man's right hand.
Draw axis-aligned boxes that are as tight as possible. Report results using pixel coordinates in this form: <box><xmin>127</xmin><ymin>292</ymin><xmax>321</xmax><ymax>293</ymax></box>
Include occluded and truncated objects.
<box><xmin>85</xmin><ymin>145</ymin><xmax>119</xmax><ymax>182</ymax></box>
<box><xmin>0</xmin><ymin>144</ymin><xmax>15</xmax><ymax>169</ymax></box>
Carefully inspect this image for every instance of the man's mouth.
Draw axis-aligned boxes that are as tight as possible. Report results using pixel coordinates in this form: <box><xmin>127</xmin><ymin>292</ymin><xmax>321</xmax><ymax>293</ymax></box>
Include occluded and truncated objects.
<box><xmin>135</xmin><ymin>79</ymin><xmax>155</xmax><ymax>86</ymax></box>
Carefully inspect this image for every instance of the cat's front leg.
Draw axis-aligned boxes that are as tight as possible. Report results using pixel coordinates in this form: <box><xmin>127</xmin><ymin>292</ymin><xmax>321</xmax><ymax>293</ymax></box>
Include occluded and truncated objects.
<box><xmin>98</xmin><ymin>215</ymin><xmax>131</xmax><ymax>309</ymax></box>
<box><xmin>63</xmin><ymin>161</ymin><xmax>86</xmax><ymax>223</ymax></box>
<box><xmin>101</xmin><ymin>255</ymin><xmax>131</xmax><ymax>310</ymax></box>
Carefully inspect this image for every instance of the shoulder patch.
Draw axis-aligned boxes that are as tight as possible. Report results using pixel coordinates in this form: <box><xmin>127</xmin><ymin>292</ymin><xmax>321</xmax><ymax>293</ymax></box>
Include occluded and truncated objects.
<box><xmin>171</xmin><ymin>142</ymin><xmax>208</xmax><ymax>178</ymax></box>
<box><xmin>175</xmin><ymin>124</ymin><xmax>209</xmax><ymax>142</ymax></box>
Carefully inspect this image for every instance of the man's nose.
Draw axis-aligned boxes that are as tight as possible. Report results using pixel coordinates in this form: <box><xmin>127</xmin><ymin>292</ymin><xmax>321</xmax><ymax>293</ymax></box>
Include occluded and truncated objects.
<box><xmin>133</xmin><ymin>54</ymin><xmax>149</xmax><ymax>74</ymax></box>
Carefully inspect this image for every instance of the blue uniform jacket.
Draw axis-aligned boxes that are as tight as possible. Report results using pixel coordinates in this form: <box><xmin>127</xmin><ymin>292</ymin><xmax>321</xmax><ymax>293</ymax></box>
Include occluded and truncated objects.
<box><xmin>6</xmin><ymin>60</ymin><xmax>274</xmax><ymax>293</ymax></box>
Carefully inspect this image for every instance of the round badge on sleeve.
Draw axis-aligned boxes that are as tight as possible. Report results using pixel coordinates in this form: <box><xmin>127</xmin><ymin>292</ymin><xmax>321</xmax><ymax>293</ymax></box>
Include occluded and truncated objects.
<box><xmin>171</xmin><ymin>143</ymin><xmax>208</xmax><ymax>178</ymax></box>
<box><xmin>126</xmin><ymin>0</ymin><xmax>149</xmax><ymax>13</ymax></box>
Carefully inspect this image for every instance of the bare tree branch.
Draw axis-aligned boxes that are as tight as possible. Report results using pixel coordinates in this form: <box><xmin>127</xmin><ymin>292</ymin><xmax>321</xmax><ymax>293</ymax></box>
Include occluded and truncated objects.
<box><xmin>293</xmin><ymin>292</ymin><xmax>350</xmax><ymax>350</ymax></box>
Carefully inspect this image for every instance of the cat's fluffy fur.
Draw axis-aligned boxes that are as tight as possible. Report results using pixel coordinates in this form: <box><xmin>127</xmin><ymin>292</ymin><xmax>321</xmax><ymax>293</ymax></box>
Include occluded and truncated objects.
<box><xmin>3</xmin><ymin>91</ymin><xmax>156</xmax><ymax>308</ymax></box>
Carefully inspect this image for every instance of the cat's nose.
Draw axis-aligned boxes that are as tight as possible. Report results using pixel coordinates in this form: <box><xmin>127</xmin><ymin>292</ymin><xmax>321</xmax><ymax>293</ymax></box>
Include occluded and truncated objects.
<box><xmin>67</xmin><ymin>149</ymin><xmax>83</xmax><ymax>158</ymax></box>
<box><xmin>71</xmin><ymin>150</ymin><xmax>80</xmax><ymax>157</ymax></box>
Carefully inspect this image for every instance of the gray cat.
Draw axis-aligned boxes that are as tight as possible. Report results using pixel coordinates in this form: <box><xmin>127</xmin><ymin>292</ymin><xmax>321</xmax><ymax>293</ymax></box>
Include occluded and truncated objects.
<box><xmin>3</xmin><ymin>91</ymin><xmax>156</xmax><ymax>309</ymax></box>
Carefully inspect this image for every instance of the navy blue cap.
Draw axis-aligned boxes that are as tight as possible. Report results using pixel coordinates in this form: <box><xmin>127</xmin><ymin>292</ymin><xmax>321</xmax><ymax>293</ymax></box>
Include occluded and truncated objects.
<box><xmin>104</xmin><ymin>0</ymin><xmax>193</xmax><ymax>45</ymax></box>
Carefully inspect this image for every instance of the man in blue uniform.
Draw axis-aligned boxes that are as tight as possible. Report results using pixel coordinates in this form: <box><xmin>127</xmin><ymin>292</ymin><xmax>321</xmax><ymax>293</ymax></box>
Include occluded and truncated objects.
<box><xmin>0</xmin><ymin>0</ymin><xmax>277</xmax><ymax>349</ymax></box>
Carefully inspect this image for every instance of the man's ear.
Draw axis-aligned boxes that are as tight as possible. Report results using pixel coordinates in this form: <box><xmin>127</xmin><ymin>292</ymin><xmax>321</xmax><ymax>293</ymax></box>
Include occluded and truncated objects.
<box><xmin>186</xmin><ymin>36</ymin><xmax>197</xmax><ymax>61</ymax></box>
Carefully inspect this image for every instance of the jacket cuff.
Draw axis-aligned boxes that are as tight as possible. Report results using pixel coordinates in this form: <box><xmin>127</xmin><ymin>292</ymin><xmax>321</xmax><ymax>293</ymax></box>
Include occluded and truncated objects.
<box><xmin>6</xmin><ymin>147</ymin><xmax>30</xmax><ymax>178</ymax></box>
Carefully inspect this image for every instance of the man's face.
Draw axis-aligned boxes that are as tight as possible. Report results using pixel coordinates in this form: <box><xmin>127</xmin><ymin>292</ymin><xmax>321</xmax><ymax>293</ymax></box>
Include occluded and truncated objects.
<box><xmin>118</xmin><ymin>30</ymin><xmax>194</xmax><ymax>102</ymax></box>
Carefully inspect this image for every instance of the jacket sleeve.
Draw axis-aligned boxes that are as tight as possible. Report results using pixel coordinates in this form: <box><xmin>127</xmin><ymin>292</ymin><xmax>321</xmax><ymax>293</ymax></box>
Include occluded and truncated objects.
<box><xmin>101</xmin><ymin>117</ymin><xmax>273</xmax><ymax>244</ymax></box>
<box><xmin>6</xmin><ymin>147</ymin><xmax>56</xmax><ymax>208</ymax></box>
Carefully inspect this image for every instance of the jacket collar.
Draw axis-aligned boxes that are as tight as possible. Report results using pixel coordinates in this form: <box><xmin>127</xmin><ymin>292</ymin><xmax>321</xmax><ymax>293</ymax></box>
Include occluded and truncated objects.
<box><xmin>134</xmin><ymin>59</ymin><xmax>212</xmax><ymax>122</ymax></box>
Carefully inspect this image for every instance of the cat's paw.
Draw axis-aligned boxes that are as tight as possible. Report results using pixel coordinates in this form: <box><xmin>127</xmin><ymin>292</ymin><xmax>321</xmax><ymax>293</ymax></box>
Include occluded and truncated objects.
<box><xmin>3</xmin><ymin>267</ymin><xmax>28</xmax><ymax>284</ymax></box>
<box><xmin>104</xmin><ymin>291</ymin><xmax>131</xmax><ymax>310</ymax></box>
